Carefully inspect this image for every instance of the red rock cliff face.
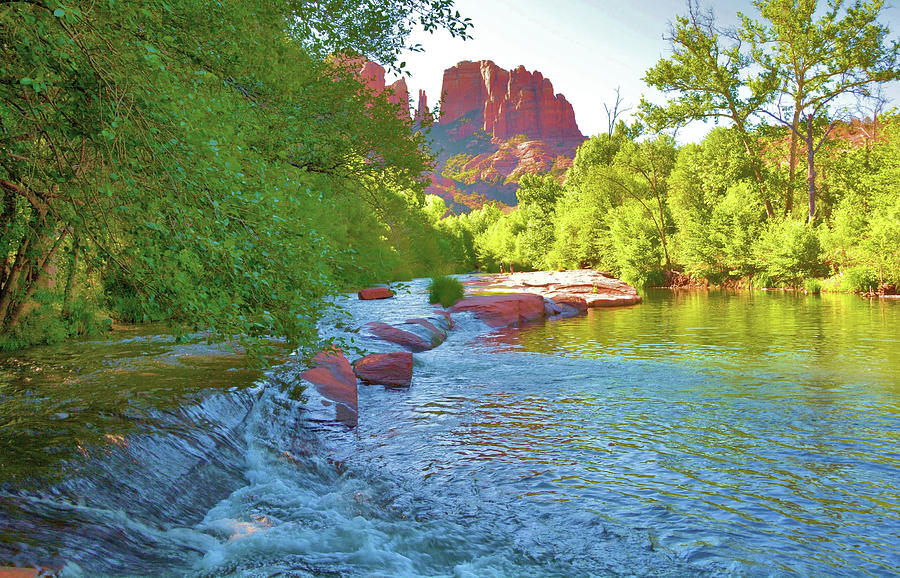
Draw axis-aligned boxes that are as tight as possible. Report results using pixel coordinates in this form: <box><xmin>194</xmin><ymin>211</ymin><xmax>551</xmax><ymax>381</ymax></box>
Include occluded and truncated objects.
<box><xmin>354</xmin><ymin>59</ymin><xmax>410</xmax><ymax>112</ymax></box>
<box><xmin>438</xmin><ymin>60</ymin><xmax>584</xmax><ymax>146</ymax></box>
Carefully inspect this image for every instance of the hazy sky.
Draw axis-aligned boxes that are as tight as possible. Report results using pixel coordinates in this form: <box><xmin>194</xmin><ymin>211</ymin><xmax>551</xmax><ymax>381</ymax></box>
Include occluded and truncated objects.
<box><xmin>395</xmin><ymin>0</ymin><xmax>900</xmax><ymax>143</ymax></box>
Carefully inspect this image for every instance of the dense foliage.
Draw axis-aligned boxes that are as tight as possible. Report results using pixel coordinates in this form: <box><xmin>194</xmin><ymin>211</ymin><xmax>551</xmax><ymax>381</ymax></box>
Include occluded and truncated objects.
<box><xmin>2</xmin><ymin>0</ymin><xmax>897</xmax><ymax>353</ymax></box>
<box><xmin>0</xmin><ymin>0</ymin><xmax>471</xmax><ymax>350</ymax></box>
<box><xmin>436</xmin><ymin>116</ymin><xmax>899</xmax><ymax>290</ymax></box>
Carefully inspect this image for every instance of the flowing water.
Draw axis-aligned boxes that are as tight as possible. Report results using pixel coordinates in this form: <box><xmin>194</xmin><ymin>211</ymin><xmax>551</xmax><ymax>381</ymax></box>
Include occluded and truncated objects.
<box><xmin>1</xmin><ymin>282</ymin><xmax>898</xmax><ymax>576</ymax></box>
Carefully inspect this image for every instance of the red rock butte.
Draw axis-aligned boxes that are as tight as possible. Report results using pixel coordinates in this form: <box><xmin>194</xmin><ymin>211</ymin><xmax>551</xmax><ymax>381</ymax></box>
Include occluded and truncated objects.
<box><xmin>352</xmin><ymin>59</ymin><xmax>409</xmax><ymax>112</ymax></box>
<box><xmin>436</xmin><ymin>60</ymin><xmax>584</xmax><ymax>148</ymax></box>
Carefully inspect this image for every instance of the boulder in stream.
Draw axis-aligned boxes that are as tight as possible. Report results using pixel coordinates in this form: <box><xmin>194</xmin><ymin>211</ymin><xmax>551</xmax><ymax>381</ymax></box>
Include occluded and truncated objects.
<box><xmin>354</xmin><ymin>352</ymin><xmax>413</xmax><ymax>387</ymax></box>
<box><xmin>300</xmin><ymin>349</ymin><xmax>358</xmax><ymax>427</ymax></box>
<box><xmin>365</xmin><ymin>318</ymin><xmax>448</xmax><ymax>352</ymax></box>
<box><xmin>358</xmin><ymin>287</ymin><xmax>394</xmax><ymax>300</ymax></box>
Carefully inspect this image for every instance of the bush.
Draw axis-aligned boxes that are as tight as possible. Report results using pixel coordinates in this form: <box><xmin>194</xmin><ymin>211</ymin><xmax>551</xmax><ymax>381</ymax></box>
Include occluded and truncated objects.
<box><xmin>751</xmin><ymin>273</ymin><xmax>776</xmax><ymax>289</ymax></box>
<box><xmin>804</xmin><ymin>278</ymin><xmax>823</xmax><ymax>294</ymax></box>
<box><xmin>428</xmin><ymin>275</ymin><xmax>464</xmax><ymax>308</ymax></box>
<box><xmin>103</xmin><ymin>274</ymin><xmax>166</xmax><ymax>323</ymax></box>
<box><xmin>841</xmin><ymin>266</ymin><xmax>880</xmax><ymax>293</ymax></box>
<box><xmin>755</xmin><ymin>219</ymin><xmax>824</xmax><ymax>286</ymax></box>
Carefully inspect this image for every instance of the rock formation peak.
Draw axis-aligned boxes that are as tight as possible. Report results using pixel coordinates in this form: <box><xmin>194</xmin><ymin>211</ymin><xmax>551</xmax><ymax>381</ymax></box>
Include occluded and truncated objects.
<box><xmin>436</xmin><ymin>60</ymin><xmax>584</xmax><ymax>148</ymax></box>
<box><xmin>351</xmin><ymin>58</ymin><xmax>410</xmax><ymax>113</ymax></box>
<box><xmin>415</xmin><ymin>89</ymin><xmax>432</xmax><ymax>124</ymax></box>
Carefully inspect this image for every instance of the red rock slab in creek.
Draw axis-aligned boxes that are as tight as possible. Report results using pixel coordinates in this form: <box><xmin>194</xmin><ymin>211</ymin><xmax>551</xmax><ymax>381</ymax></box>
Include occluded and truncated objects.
<box><xmin>405</xmin><ymin>318</ymin><xmax>448</xmax><ymax>341</ymax></box>
<box><xmin>449</xmin><ymin>293</ymin><xmax>546</xmax><ymax>328</ymax></box>
<box><xmin>358</xmin><ymin>287</ymin><xmax>394</xmax><ymax>300</ymax></box>
<box><xmin>365</xmin><ymin>321</ymin><xmax>433</xmax><ymax>352</ymax></box>
<box><xmin>432</xmin><ymin>309</ymin><xmax>454</xmax><ymax>329</ymax></box>
<box><xmin>489</xmin><ymin>269</ymin><xmax>642</xmax><ymax>308</ymax></box>
<box><xmin>0</xmin><ymin>569</ymin><xmax>38</xmax><ymax>578</ymax></box>
<box><xmin>354</xmin><ymin>352</ymin><xmax>413</xmax><ymax>387</ymax></box>
<box><xmin>300</xmin><ymin>349</ymin><xmax>358</xmax><ymax>426</ymax></box>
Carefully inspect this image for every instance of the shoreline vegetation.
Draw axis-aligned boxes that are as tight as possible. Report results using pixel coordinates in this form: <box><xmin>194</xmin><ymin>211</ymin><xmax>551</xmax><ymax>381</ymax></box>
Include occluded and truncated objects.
<box><xmin>2</xmin><ymin>0</ymin><xmax>898</xmax><ymax>353</ymax></box>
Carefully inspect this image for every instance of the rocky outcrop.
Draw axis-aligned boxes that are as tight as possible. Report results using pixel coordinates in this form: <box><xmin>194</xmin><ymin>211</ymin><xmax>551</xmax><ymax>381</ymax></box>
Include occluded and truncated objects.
<box><xmin>438</xmin><ymin>60</ymin><xmax>584</xmax><ymax>149</ymax></box>
<box><xmin>415</xmin><ymin>89</ymin><xmax>432</xmax><ymax>124</ymax></box>
<box><xmin>358</xmin><ymin>287</ymin><xmax>394</xmax><ymax>300</ymax></box>
<box><xmin>300</xmin><ymin>350</ymin><xmax>358</xmax><ymax>426</ymax></box>
<box><xmin>424</xmin><ymin>60</ymin><xmax>586</xmax><ymax>210</ymax></box>
<box><xmin>449</xmin><ymin>293</ymin><xmax>546</xmax><ymax>328</ymax></box>
<box><xmin>354</xmin><ymin>59</ymin><xmax>409</xmax><ymax>113</ymax></box>
<box><xmin>475</xmin><ymin>269</ymin><xmax>643</xmax><ymax>308</ymax></box>
<box><xmin>354</xmin><ymin>352</ymin><xmax>413</xmax><ymax>387</ymax></box>
<box><xmin>301</xmin><ymin>272</ymin><xmax>639</xmax><ymax>427</ymax></box>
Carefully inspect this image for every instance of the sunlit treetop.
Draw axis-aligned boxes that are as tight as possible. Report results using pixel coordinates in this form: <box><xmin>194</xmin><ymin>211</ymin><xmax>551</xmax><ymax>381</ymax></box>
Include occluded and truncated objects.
<box><xmin>290</xmin><ymin>0</ymin><xmax>473</xmax><ymax>71</ymax></box>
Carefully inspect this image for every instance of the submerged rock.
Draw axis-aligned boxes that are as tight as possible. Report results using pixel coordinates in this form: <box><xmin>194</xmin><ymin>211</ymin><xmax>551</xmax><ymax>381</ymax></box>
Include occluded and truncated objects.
<box><xmin>300</xmin><ymin>349</ymin><xmax>358</xmax><ymax>427</ymax></box>
<box><xmin>358</xmin><ymin>287</ymin><xmax>394</xmax><ymax>300</ymax></box>
<box><xmin>365</xmin><ymin>311</ymin><xmax>451</xmax><ymax>352</ymax></box>
<box><xmin>449</xmin><ymin>293</ymin><xmax>546</xmax><ymax>328</ymax></box>
<box><xmin>405</xmin><ymin>318</ymin><xmax>448</xmax><ymax>341</ymax></box>
<box><xmin>543</xmin><ymin>299</ymin><xmax>583</xmax><ymax>320</ymax></box>
<box><xmin>354</xmin><ymin>352</ymin><xmax>413</xmax><ymax>388</ymax></box>
<box><xmin>365</xmin><ymin>321</ymin><xmax>435</xmax><ymax>352</ymax></box>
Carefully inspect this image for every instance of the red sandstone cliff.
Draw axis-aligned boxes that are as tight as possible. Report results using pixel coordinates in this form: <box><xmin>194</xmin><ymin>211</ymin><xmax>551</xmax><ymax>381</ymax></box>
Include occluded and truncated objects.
<box><xmin>349</xmin><ymin>58</ymin><xmax>587</xmax><ymax>211</ymax></box>
<box><xmin>423</xmin><ymin>61</ymin><xmax>586</xmax><ymax>210</ymax></box>
<box><xmin>354</xmin><ymin>59</ymin><xmax>410</xmax><ymax>113</ymax></box>
<box><xmin>437</xmin><ymin>60</ymin><xmax>584</xmax><ymax>149</ymax></box>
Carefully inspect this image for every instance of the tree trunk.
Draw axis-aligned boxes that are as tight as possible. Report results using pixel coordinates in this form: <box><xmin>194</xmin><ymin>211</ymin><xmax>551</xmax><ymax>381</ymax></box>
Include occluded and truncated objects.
<box><xmin>656</xmin><ymin>193</ymin><xmax>670</xmax><ymax>266</ymax></box>
<box><xmin>787</xmin><ymin>108</ymin><xmax>801</xmax><ymax>215</ymax></box>
<box><xmin>62</xmin><ymin>236</ymin><xmax>80</xmax><ymax>317</ymax></box>
<box><xmin>0</xmin><ymin>238</ymin><xmax>31</xmax><ymax>324</ymax></box>
<box><xmin>0</xmin><ymin>188</ymin><xmax>17</xmax><ymax>288</ymax></box>
<box><xmin>806</xmin><ymin>115</ymin><xmax>817</xmax><ymax>223</ymax></box>
<box><xmin>2</xmin><ymin>230</ymin><xmax>68</xmax><ymax>334</ymax></box>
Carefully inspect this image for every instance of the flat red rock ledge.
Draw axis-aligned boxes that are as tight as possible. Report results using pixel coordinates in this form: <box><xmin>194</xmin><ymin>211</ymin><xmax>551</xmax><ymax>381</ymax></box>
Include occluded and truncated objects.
<box><xmin>0</xmin><ymin>566</ymin><xmax>41</xmax><ymax>578</ymax></box>
<box><xmin>449</xmin><ymin>293</ymin><xmax>546</xmax><ymax>328</ymax></box>
<box><xmin>358</xmin><ymin>287</ymin><xmax>394</xmax><ymax>300</ymax></box>
<box><xmin>354</xmin><ymin>352</ymin><xmax>413</xmax><ymax>387</ymax></box>
<box><xmin>301</xmin><ymin>350</ymin><xmax>358</xmax><ymax>426</ymax></box>
<box><xmin>475</xmin><ymin>269</ymin><xmax>642</xmax><ymax>308</ymax></box>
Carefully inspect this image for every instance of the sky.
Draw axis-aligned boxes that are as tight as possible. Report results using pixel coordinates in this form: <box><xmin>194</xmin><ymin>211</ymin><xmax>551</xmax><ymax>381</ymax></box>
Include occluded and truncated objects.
<box><xmin>393</xmin><ymin>0</ymin><xmax>900</xmax><ymax>143</ymax></box>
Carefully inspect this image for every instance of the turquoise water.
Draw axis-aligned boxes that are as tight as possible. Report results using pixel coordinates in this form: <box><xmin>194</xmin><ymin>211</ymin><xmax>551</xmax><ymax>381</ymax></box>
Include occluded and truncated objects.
<box><xmin>1</xmin><ymin>285</ymin><xmax>898</xmax><ymax>576</ymax></box>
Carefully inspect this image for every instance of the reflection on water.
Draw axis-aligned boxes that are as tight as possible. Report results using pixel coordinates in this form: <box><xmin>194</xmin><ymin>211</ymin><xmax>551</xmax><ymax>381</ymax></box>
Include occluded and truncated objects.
<box><xmin>0</xmin><ymin>287</ymin><xmax>898</xmax><ymax>576</ymax></box>
<box><xmin>0</xmin><ymin>328</ymin><xmax>268</xmax><ymax>485</ymax></box>
<box><xmin>437</xmin><ymin>290</ymin><xmax>900</xmax><ymax>574</ymax></box>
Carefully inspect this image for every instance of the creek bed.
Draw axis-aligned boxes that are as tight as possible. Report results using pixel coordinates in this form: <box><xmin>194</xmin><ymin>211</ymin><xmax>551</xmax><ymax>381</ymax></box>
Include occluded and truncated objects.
<box><xmin>1</xmin><ymin>283</ymin><xmax>898</xmax><ymax>576</ymax></box>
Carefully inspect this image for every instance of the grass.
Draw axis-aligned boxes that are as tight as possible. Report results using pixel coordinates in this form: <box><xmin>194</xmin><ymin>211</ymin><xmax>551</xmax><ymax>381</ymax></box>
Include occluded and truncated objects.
<box><xmin>428</xmin><ymin>275</ymin><xmax>464</xmax><ymax>308</ymax></box>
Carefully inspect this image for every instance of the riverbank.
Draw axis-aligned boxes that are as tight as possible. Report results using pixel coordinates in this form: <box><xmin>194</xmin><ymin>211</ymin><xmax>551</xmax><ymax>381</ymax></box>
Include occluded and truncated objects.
<box><xmin>659</xmin><ymin>268</ymin><xmax>900</xmax><ymax>298</ymax></box>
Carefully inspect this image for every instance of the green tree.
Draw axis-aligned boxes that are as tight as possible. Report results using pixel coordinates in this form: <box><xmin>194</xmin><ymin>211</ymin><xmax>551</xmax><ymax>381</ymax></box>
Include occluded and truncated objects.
<box><xmin>608</xmin><ymin>136</ymin><xmax>677</xmax><ymax>267</ymax></box>
<box><xmin>743</xmin><ymin>0</ymin><xmax>899</xmax><ymax>222</ymax></box>
<box><xmin>669</xmin><ymin>128</ymin><xmax>766</xmax><ymax>282</ymax></box>
<box><xmin>0</xmin><ymin>0</ymin><xmax>470</xmax><ymax>349</ymax></box>
<box><xmin>641</xmin><ymin>1</ymin><xmax>777</xmax><ymax>217</ymax></box>
<box><xmin>515</xmin><ymin>174</ymin><xmax>564</xmax><ymax>269</ymax></box>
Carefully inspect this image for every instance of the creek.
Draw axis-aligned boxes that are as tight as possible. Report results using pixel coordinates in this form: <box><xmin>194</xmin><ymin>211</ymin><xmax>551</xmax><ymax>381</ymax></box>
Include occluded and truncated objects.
<box><xmin>1</xmin><ymin>281</ymin><xmax>898</xmax><ymax>576</ymax></box>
